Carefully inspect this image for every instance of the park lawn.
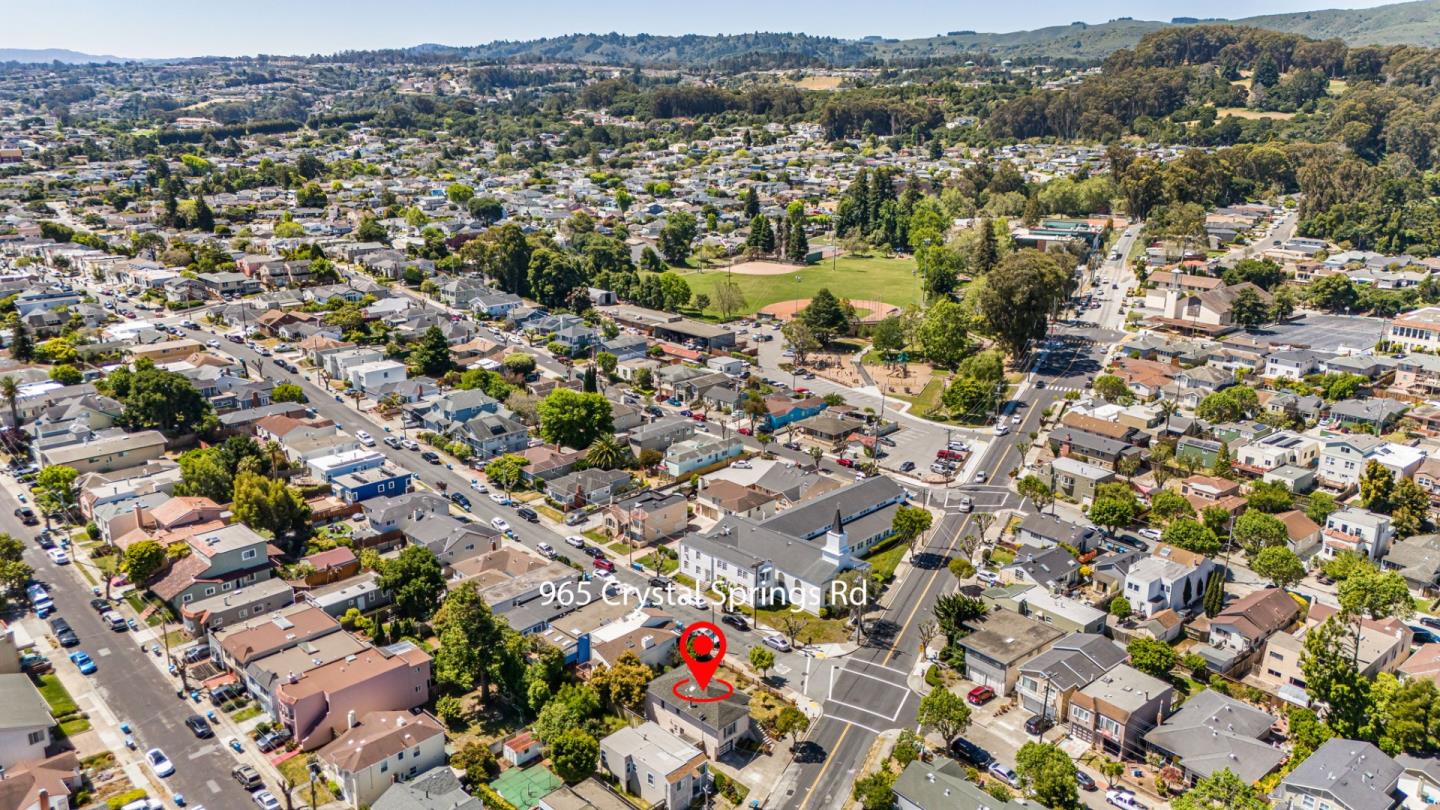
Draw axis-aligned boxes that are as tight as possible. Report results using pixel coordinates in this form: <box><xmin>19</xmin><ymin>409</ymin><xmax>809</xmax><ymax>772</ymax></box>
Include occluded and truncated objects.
<box><xmin>680</xmin><ymin>254</ymin><xmax>922</xmax><ymax>320</ymax></box>
<box><xmin>750</xmin><ymin>604</ymin><xmax>850</xmax><ymax>644</ymax></box>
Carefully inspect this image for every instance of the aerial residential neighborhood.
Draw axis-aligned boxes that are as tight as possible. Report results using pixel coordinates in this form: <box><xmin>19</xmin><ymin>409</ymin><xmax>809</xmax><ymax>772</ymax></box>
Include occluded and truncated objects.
<box><xmin>8</xmin><ymin>4</ymin><xmax>1440</xmax><ymax>810</ymax></box>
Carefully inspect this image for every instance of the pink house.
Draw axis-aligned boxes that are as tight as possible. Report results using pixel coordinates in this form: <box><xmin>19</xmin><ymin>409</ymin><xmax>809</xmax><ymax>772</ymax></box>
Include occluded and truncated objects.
<box><xmin>275</xmin><ymin>642</ymin><xmax>432</xmax><ymax>751</ymax></box>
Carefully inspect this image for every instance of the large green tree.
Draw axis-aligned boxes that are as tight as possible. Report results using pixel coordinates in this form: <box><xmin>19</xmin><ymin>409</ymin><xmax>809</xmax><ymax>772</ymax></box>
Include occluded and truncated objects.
<box><xmin>103</xmin><ymin>359</ymin><xmax>212</xmax><ymax>435</ymax></box>
<box><xmin>537</xmin><ymin>389</ymin><xmax>613</xmax><ymax>450</ymax></box>
<box><xmin>377</xmin><ymin>545</ymin><xmax>447</xmax><ymax>621</ymax></box>
<box><xmin>231</xmin><ymin>471</ymin><xmax>310</xmax><ymax>551</ymax></box>
<box><xmin>975</xmin><ymin>249</ymin><xmax>1069</xmax><ymax>357</ymax></box>
<box><xmin>1014</xmin><ymin>742</ymin><xmax>1080</xmax><ymax>809</ymax></box>
<box><xmin>916</xmin><ymin>687</ymin><xmax>972</xmax><ymax>742</ymax></box>
<box><xmin>1171</xmin><ymin>768</ymin><xmax>1268</xmax><ymax>810</ymax></box>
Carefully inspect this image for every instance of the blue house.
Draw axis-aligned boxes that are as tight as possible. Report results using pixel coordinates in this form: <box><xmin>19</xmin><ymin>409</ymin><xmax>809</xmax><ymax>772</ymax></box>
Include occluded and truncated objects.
<box><xmin>332</xmin><ymin>464</ymin><xmax>413</xmax><ymax>503</ymax></box>
<box><xmin>760</xmin><ymin>395</ymin><xmax>829</xmax><ymax>431</ymax></box>
<box><xmin>308</xmin><ymin>449</ymin><xmax>386</xmax><ymax>482</ymax></box>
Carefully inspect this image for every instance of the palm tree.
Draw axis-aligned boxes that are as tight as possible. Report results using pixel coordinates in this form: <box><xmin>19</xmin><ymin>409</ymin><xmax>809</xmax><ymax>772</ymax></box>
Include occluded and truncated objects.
<box><xmin>587</xmin><ymin>435</ymin><xmax>622</xmax><ymax>470</ymax></box>
<box><xmin>0</xmin><ymin>376</ymin><xmax>17</xmax><ymax>434</ymax></box>
<box><xmin>1158</xmin><ymin>398</ymin><xmax>1177</xmax><ymax>436</ymax></box>
<box><xmin>808</xmin><ymin>446</ymin><xmax>824</xmax><ymax>470</ymax></box>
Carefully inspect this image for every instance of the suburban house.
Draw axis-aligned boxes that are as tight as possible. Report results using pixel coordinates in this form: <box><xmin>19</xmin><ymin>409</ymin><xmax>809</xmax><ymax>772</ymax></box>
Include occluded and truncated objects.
<box><xmin>35</xmin><ymin>429</ymin><xmax>168</xmax><ymax>475</ymax></box>
<box><xmin>1047</xmin><ymin>427</ymin><xmax>1141</xmax><ymax>471</ymax></box>
<box><xmin>1003</xmin><ymin>546</ymin><xmax>1082</xmax><ymax>592</ymax></box>
<box><xmin>149</xmin><ymin>523</ymin><xmax>274</xmax><ymax>610</ymax></box>
<box><xmin>545</xmin><ymin>469</ymin><xmax>632</xmax><ymax>510</ymax></box>
<box><xmin>1205</xmin><ymin>587</ymin><xmax>1301</xmax><ymax>657</ymax></box>
<box><xmin>1256</xmin><ymin>603</ymin><xmax>1414</xmax><ymax>702</ymax></box>
<box><xmin>346</xmin><ymin>360</ymin><xmax>408</xmax><ymax>395</ymax></box>
<box><xmin>1013</xmin><ymin>633</ymin><xmax>1126</xmax><ymax>722</ymax></box>
<box><xmin>1041</xmin><ymin>456</ymin><xmax>1115</xmax><ymax>504</ymax></box>
<box><xmin>604</xmin><ymin>490</ymin><xmax>689</xmax><ymax>546</ymax></box>
<box><xmin>1122</xmin><ymin>544</ymin><xmax>1215</xmax><ymax>618</ymax></box>
<box><xmin>317</xmin><ymin>711</ymin><xmax>447</xmax><ymax>808</ymax></box>
<box><xmin>1322</xmin><ymin>507</ymin><xmax>1394</xmax><ymax>561</ymax></box>
<box><xmin>695</xmin><ymin>480</ymin><xmax>778</xmax><ymax>522</ymax></box>
<box><xmin>179</xmin><ymin>578</ymin><xmax>295</xmax><ymax>637</ymax></box>
<box><xmin>1068</xmin><ymin>664</ymin><xmax>1174</xmax><ymax>761</ymax></box>
<box><xmin>0</xmin><ymin>674</ymin><xmax>53</xmax><ymax>769</ymax></box>
<box><xmin>662</xmin><ymin>434</ymin><xmax>742</xmax><ymax>477</ymax></box>
<box><xmin>1330</xmin><ymin>397</ymin><xmax>1409</xmax><ymax>432</ymax></box>
<box><xmin>983</xmin><ymin>584</ymin><xmax>1107</xmax><ymax>634</ymax></box>
<box><xmin>1178</xmin><ymin>475</ymin><xmax>1246</xmax><ymax>516</ymax></box>
<box><xmin>1320</xmin><ymin>435</ymin><xmax>1423</xmax><ymax>489</ymax></box>
<box><xmin>598</xmin><ymin>722</ymin><xmax>707</xmax><ymax>810</ymax></box>
<box><xmin>892</xmin><ymin>759</ymin><xmax>1031</xmax><ymax>810</ymax></box>
<box><xmin>1387</xmin><ymin>307</ymin><xmax>1440</xmax><ymax>352</ymax></box>
<box><xmin>955</xmin><ymin>608</ymin><xmax>1065</xmax><ymax>697</ymax></box>
<box><xmin>1143</xmin><ymin>689</ymin><xmax>1287</xmax><ymax>785</ymax></box>
<box><xmin>1272</xmin><ymin>738</ymin><xmax>1404</xmax><ymax>810</ymax></box>
<box><xmin>0</xmin><ymin>753</ymin><xmax>82</xmax><ymax>810</ymax></box>
<box><xmin>274</xmin><ymin>640</ymin><xmax>433</xmax><ymax>751</ymax></box>
<box><xmin>1235</xmin><ymin>431</ymin><xmax>1320</xmax><ymax>474</ymax></box>
<box><xmin>644</xmin><ymin>667</ymin><xmax>755</xmax><ymax>758</ymax></box>
<box><xmin>210</xmin><ymin>604</ymin><xmax>343</xmax><ymax>672</ymax></box>
<box><xmin>1014</xmin><ymin>513</ymin><xmax>1102</xmax><ymax>555</ymax></box>
<box><xmin>332</xmin><ymin>463</ymin><xmax>414</xmax><ymax>504</ymax></box>
<box><xmin>1382</xmin><ymin>533</ymin><xmax>1440</xmax><ymax>590</ymax></box>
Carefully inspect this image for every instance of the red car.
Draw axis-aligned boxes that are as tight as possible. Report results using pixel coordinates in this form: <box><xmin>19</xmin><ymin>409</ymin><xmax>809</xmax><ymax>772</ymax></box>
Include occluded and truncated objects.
<box><xmin>692</xmin><ymin>413</ymin><xmax>707</xmax><ymax>422</ymax></box>
<box><xmin>836</xmin><ymin>458</ymin><xmax>855</xmax><ymax>468</ymax></box>
<box><xmin>967</xmin><ymin>686</ymin><xmax>996</xmax><ymax>705</ymax></box>
<box><xmin>936</xmin><ymin>449</ymin><xmax>963</xmax><ymax>461</ymax></box>
<box><xmin>738</xmin><ymin>427</ymin><xmax>753</xmax><ymax>436</ymax></box>
<box><xmin>593</xmin><ymin>557</ymin><xmax>615</xmax><ymax>574</ymax></box>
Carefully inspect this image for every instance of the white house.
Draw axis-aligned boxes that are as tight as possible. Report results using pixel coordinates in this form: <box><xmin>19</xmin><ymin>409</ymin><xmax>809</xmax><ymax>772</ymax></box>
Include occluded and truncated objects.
<box><xmin>345</xmin><ymin>360</ymin><xmax>407</xmax><ymax>395</ymax></box>
<box><xmin>0</xmin><ymin>674</ymin><xmax>52</xmax><ymax>768</ymax></box>
<box><xmin>317</xmin><ymin>711</ymin><xmax>446</xmax><ymax>809</ymax></box>
<box><xmin>1236</xmin><ymin>431</ymin><xmax>1319</xmax><ymax>473</ymax></box>
<box><xmin>1122</xmin><ymin>544</ymin><xmax>1215</xmax><ymax>618</ymax></box>
<box><xmin>599</xmin><ymin>722</ymin><xmax>708</xmax><ymax>810</ymax></box>
<box><xmin>1322</xmin><ymin>507</ymin><xmax>1394</xmax><ymax>561</ymax></box>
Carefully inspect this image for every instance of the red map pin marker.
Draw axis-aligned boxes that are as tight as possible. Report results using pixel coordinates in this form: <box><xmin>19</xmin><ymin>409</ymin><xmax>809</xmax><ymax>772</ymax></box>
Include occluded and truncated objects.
<box><xmin>679</xmin><ymin>622</ymin><xmax>726</xmax><ymax>691</ymax></box>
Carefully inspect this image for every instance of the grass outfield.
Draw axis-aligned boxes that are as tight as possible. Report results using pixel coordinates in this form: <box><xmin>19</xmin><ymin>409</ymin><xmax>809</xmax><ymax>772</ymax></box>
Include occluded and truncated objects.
<box><xmin>680</xmin><ymin>254</ymin><xmax>922</xmax><ymax>320</ymax></box>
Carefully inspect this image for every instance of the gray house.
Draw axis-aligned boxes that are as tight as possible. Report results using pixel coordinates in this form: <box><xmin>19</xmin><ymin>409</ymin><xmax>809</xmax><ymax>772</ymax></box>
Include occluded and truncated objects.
<box><xmin>1014</xmin><ymin>633</ymin><xmax>1127</xmax><ymax>721</ymax></box>
<box><xmin>1273</xmin><ymin>739</ymin><xmax>1404</xmax><ymax>810</ymax></box>
<box><xmin>955</xmin><ymin>608</ymin><xmax>1064</xmax><ymax>697</ymax></box>
<box><xmin>1144</xmin><ymin>689</ymin><xmax>1286</xmax><ymax>785</ymax></box>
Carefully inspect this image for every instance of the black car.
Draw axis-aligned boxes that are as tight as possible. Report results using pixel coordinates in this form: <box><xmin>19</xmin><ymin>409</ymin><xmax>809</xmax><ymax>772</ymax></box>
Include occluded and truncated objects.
<box><xmin>14</xmin><ymin>507</ymin><xmax>37</xmax><ymax>526</ymax></box>
<box><xmin>185</xmin><ymin>715</ymin><xmax>213</xmax><ymax>739</ymax></box>
<box><xmin>899</xmin><ymin>461</ymin><xmax>916</xmax><ymax>473</ymax></box>
<box><xmin>1024</xmin><ymin>715</ymin><xmax>1054</xmax><ymax>736</ymax></box>
<box><xmin>582</xmin><ymin>545</ymin><xmax>604</xmax><ymax>559</ymax></box>
<box><xmin>1075</xmin><ymin>770</ymin><xmax>1097</xmax><ymax>792</ymax></box>
<box><xmin>720</xmin><ymin>614</ymin><xmax>749</xmax><ymax>632</ymax></box>
<box><xmin>648</xmin><ymin>576</ymin><xmax>671</xmax><ymax>589</ymax></box>
<box><xmin>449</xmin><ymin>493</ymin><xmax>472</xmax><ymax>511</ymax></box>
<box><xmin>90</xmin><ymin>598</ymin><xmax>109</xmax><ymax>613</ymax></box>
<box><xmin>48</xmin><ymin>617</ymin><xmax>70</xmax><ymax>634</ymax></box>
<box><xmin>949</xmin><ymin>736</ymin><xmax>992</xmax><ymax>767</ymax></box>
<box><xmin>36</xmin><ymin>534</ymin><xmax>55</xmax><ymax>550</ymax></box>
<box><xmin>1422</xmin><ymin>616</ymin><xmax>1440</xmax><ymax>632</ymax></box>
<box><xmin>56</xmin><ymin>629</ymin><xmax>79</xmax><ymax>648</ymax></box>
<box><xmin>515</xmin><ymin>507</ymin><xmax>539</xmax><ymax>523</ymax></box>
<box><xmin>420</xmin><ymin>451</ymin><xmax>441</xmax><ymax>464</ymax></box>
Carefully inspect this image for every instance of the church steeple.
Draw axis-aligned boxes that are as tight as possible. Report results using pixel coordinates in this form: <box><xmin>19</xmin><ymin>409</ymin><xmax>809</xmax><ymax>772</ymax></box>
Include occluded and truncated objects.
<box><xmin>823</xmin><ymin>509</ymin><xmax>847</xmax><ymax>563</ymax></box>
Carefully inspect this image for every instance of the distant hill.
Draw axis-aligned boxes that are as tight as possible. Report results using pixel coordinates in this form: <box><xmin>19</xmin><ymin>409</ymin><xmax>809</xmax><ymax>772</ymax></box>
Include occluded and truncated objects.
<box><xmin>1233</xmin><ymin>0</ymin><xmax>1440</xmax><ymax>47</ymax></box>
<box><xmin>0</xmin><ymin>47</ymin><xmax>133</xmax><ymax>64</ymax></box>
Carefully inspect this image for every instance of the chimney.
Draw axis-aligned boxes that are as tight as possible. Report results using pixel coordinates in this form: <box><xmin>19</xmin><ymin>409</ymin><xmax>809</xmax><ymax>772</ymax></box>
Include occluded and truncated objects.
<box><xmin>347</xmin><ymin>710</ymin><xmax>358</xmax><ymax>729</ymax></box>
<box><xmin>38</xmin><ymin>790</ymin><xmax>49</xmax><ymax>810</ymax></box>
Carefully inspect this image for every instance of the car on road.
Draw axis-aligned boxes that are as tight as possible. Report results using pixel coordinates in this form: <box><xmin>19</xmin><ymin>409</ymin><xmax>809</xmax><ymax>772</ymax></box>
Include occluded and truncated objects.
<box><xmin>35</xmin><ymin>533</ymin><xmax>55</xmax><ymax>549</ymax></box>
<box><xmin>355</xmin><ymin>430</ymin><xmax>375</xmax><ymax>446</ymax></box>
<box><xmin>1138</xmin><ymin>527</ymin><xmax>1162</xmax><ymax>541</ymax></box>
<box><xmin>987</xmin><ymin>762</ymin><xmax>1019</xmax><ymax>788</ymax></box>
<box><xmin>1075</xmin><ymin>770</ymin><xmax>1098</xmax><ymax>792</ymax></box>
<box><xmin>490</xmin><ymin>517</ymin><xmax>511</xmax><ymax>532</ymax></box>
<box><xmin>974</xmin><ymin>470</ymin><xmax>987</xmax><ymax>484</ymax></box>
<box><xmin>69</xmin><ymin>651</ymin><xmax>96</xmax><ymax>674</ymax></box>
<box><xmin>966</xmin><ymin>686</ymin><xmax>995</xmax><ymax>705</ymax></box>
<box><xmin>401</xmin><ymin>439</ymin><xmax>419</xmax><ymax>451</ymax></box>
<box><xmin>470</xmin><ymin>479</ymin><xmax>488</xmax><ymax>492</ymax></box>
<box><xmin>957</xmin><ymin>496</ymin><xmax>973</xmax><ymax>513</ymax></box>
<box><xmin>762</xmin><ymin>635</ymin><xmax>791</xmax><ymax>653</ymax></box>
<box><xmin>836</xmin><ymin>458</ymin><xmax>854</xmax><ymax>468</ymax></box>
<box><xmin>1024</xmin><ymin>714</ymin><xmax>1054</xmax><ymax>736</ymax></box>
<box><xmin>47</xmin><ymin>548</ymin><xmax>70</xmax><ymax>565</ymax></box>
<box><xmin>592</xmin><ymin>557</ymin><xmax>615</xmax><ymax>574</ymax></box>
<box><xmin>993</xmin><ymin>423</ymin><xmax>1010</xmax><ymax>436</ymax></box>
<box><xmin>420</xmin><ymin>451</ymin><xmax>441</xmax><ymax>464</ymax></box>
<box><xmin>721</xmin><ymin>614</ymin><xmax>749</xmax><ymax>631</ymax></box>
<box><xmin>581</xmin><ymin>545</ymin><xmax>604</xmax><ymax>558</ymax></box>
<box><xmin>252</xmin><ymin>791</ymin><xmax>282</xmax><ymax>810</ymax></box>
<box><xmin>14</xmin><ymin>507</ymin><xmax>37</xmax><ymax>525</ymax></box>
<box><xmin>186</xmin><ymin>715</ymin><xmax>213</xmax><ymax>739</ymax></box>
<box><xmin>949</xmin><ymin>736</ymin><xmax>992</xmax><ymax>768</ymax></box>
<box><xmin>206</xmin><ymin>339</ymin><xmax>220</xmax><ymax>348</ymax></box>
<box><xmin>488</xmin><ymin>493</ymin><xmax>511</xmax><ymax>506</ymax></box>
<box><xmin>55</xmin><ymin>627</ymin><xmax>78</xmax><ymax>647</ymax></box>
<box><xmin>1105</xmin><ymin>789</ymin><xmax>1148</xmax><ymax>809</ymax></box>
<box><xmin>648</xmin><ymin>576</ymin><xmax>671</xmax><ymax>589</ymax></box>
<box><xmin>102</xmin><ymin>611</ymin><xmax>127</xmax><ymax>631</ymax></box>
<box><xmin>145</xmin><ymin>748</ymin><xmax>176</xmax><ymax>778</ymax></box>
<box><xmin>515</xmin><ymin>506</ymin><xmax>539</xmax><ymax>522</ymax></box>
<box><xmin>90</xmin><ymin>598</ymin><xmax>110</xmax><ymax>613</ymax></box>
<box><xmin>536</xmin><ymin>543</ymin><xmax>556</xmax><ymax>559</ymax></box>
<box><xmin>449</xmin><ymin>493</ymin><xmax>472</xmax><ymax>511</ymax></box>
<box><xmin>383</xmin><ymin>436</ymin><xmax>401</xmax><ymax>449</ymax></box>
<box><xmin>677</xmin><ymin>593</ymin><xmax>710</xmax><ymax>610</ymax></box>
<box><xmin>232</xmin><ymin>765</ymin><xmax>263</xmax><ymax>791</ymax></box>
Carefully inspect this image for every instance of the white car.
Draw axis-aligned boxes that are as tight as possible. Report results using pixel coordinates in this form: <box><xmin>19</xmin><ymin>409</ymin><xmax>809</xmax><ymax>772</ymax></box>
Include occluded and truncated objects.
<box><xmin>987</xmin><ymin>762</ymin><xmax>1019</xmax><ymax>788</ymax></box>
<box><xmin>146</xmin><ymin>748</ymin><xmax>175</xmax><ymax>777</ymax></box>
<box><xmin>565</xmin><ymin>535</ymin><xmax>586</xmax><ymax>549</ymax></box>
<box><xmin>489</xmin><ymin>493</ymin><xmax>511</xmax><ymax>506</ymax></box>
<box><xmin>355</xmin><ymin>431</ymin><xmax>375</xmax><ymax>447</ymax></box>
<box><xmin>976</xmin><ymin>570</ymin><xmax>1001</xmax><ymax>586</ymax></box>
<box><xmin>679</xmin><ymin>593</ymin><xmax>710</xmax><ymax>610</ymax></box>
<box><xmin>536</xmin><ymin>543</ymin><xmax>556</xmax><ymax>559</ymax></box>
<box><xmin>470</xmin><ymin>479</ymin><xmax>488</xmax><ymax>493</ymax></box>
<box><xmin>1105</xmin><ymin>789</ymin><xmax>1147</xmax><ymax>810</ymax></box>
<box><xmin>1011</xmin><ymin>413</ymin><xmax>1022</xmax><ymax>425</ymax></box>
<box><xmin>994</xmin><ymin>424</ymin><xmax>1010</xmax><ymax>436</ymax></box>
<box><xmin>490</xmin><ymin>517</ymin><xmax>511</xmax><ymax>532</ymax></box>
<box><xmin>47</xmin><ymin>548</ymin><xmax>70</xmax><ymax>565</ymax></box>
<box><xmin>762</xmin><ymin>635</ymin><xmax>792</xmax><ymax>652</ymax></box>
<box><xmin>1138</xmin><ymin>527</ymin><xmax>1162</xmax><ymax>541</ymax></box>
<box><xmin>206</xmin><ymin>339</ymin><xmax>220</xmax><ymax>348</ymax></box>
<box><xmin>974</xmin><ymin>471</ymin><xmax>987</xmax><ymax>484</ymax></box>
<box><xmin>252</xmin><ymin>791</ymin><xmax>282</xmax><ymax>810</ymax></box>
<box><xmin>732</xmin><ymin>460</ymin><xmax>751</xmax><ymax>469</ymax></box>
<box><xmin>401</xmin><ymin>439</ymin><xmax>419</xmax><ymax>451</ymax></box>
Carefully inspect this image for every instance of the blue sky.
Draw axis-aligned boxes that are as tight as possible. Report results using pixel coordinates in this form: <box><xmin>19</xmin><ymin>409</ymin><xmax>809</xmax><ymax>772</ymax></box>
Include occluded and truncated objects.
<box><xmin>6</xmin><ymin>0</ymin><xmax>1402</xmax><ymax>59</ymax></box>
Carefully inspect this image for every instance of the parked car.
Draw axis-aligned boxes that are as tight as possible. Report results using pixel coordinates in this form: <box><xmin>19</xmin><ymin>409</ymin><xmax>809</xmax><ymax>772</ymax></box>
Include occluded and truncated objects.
<box><xmin>182</xmin><ymin>645</ymin><xmax>211</xmax><ymax>664</ymax></box>
<box><xmin>967</xmin><ymin>686</ymin><xmax>996</xmax><ymax>705</ymax></box>
<box><xmin>252</xmin><ymin>792</ymin><xmax>281</xmax><ymax>810</ymax></box>
<box><xmin>592</xmin><ymin>557</ymin><xmax>615</xmax><ymax>574</ymax></box>
<box><xmin>355</xmin><ymin>431</ymin><xmax>375</xmax><ymax>447</ymax></box>
<box><xmin>90</xmin><ymin>598</ymin><xmax>110</xmax><ymax>613</ymax></box>
<box><xmin>185</xmin><ymin>715</ymin><xmax>213</xmax><ymax>739</ymax></box>
<box><xmin>449</xmin><ymin>493</ymin><xmax>472</xmax><ymax>511</ymax></box>
<box><xmin>516</xmin><ymin>507</ymin><xmax>539</xmax><ymax>523</ymax></box>
<box><xmin>976</xmin><ymin>570</ymin><xmax>1001</xmax><ymax>586</ymax></box>
<box><xmin>19</xmin><ymin>653</ymin><xmax>52</xmax><ymax>674</ymax></box>
<box><xmin>14</xmin><ymin>507</ymin><xmax>37</xmax><ymax>525</ymax></box>
<box><xmin>232</xmin><ymin>766</ymin><xmax>263</xmax><ymax>791</ymax></box>
<box><xmin>949</xmin><ymin>737</ymin><xmax>992</xmax><ymax>767</ymax></box>
<box><xmin>721</xmin><ymin>614</ymin><xmax>749</xmax><ymax>632</ymax></box>
<box><xmin>490</xmin><ymin>517</ymin><xmax>511</xmax><ymax>532</ymax></box>
<box><xmin>987</xmin><ymin>762</ymin><xmax>1019</xmax><ymax>788</ymax></box>
<box><xmin>102</xmin><ymin>611</ymin><xmax>127</xmax><ymax>631</ymax></box>
<box><xmin>146</xmin><ymin>748</ymin><xmax>175</xmax><ymax>778</ymax></box>
<box><xmin>1024</xmin><ymin>714</ymin><xmax>1054</xmax><ymax>736</ymax></box>
<box><xmin>383</xmin><ymin>436</ymin><xmax>401</xmax><ymax>449</ymax></box>
<box><xmin>565</xmin><ymin>535</ymin><xmax>586</xmax><ymax>549</ymax></box>
<box><xmin>420</xmin><ymin>451</ymin><xmax>441</xmax><ymax>464</ymax></box>
<box><xmin>401</xmin><ymin>439</ymin><xmax>419</xmax><ymax>451</ymax></box>
<box><xmin>47</xmin><ymin>548</ymin><xmax>70</xmax><ymax>565</ymax></box>
<box><xmin>1105</xmin><ymin>789</ymin><xmax>1148</xmax><ymax>810</ymax></box>
<box><xmin>899</xmin><ymin>461</ymin><xmax>915</xmax><ymax>473</ymax></box>
<box><xmin>536</xmin><ymin>543</ymin><xmax>556</xmax><ymax>560</ymax></box>
<box><xmin>957</xmin><ymin>496</ymin><xmax>973</xmax><ymax>513</ymax></box>
<box><xmin>836</xmin><ymin>458</ymin><xmax>854</xmax><ymax>468</ymax></box>
<box><xmin>1075</xmin><ymin>770</ymin><xmax>1098</xmax><ymax>792</ymax></box>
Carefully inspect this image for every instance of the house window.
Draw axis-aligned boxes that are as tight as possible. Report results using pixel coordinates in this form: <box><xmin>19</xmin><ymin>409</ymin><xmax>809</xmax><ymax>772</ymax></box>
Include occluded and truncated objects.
<box><xmin>1098</xmin><ymin>716</ymin><xmax>1122</xmax><ymax>738</ymax></box>
<box><xmin>205</xmin><ymin>587</ymin><xmax>216</xmax><ymax>596</ymax></box>
<box><xmin>182</xmin><ymin>594</ymin><xmax>193</xmax><ymax>603</ymax></box>
<box><xmin>1071</xmin><ymin>706</ymin><xmax>1092</xmax><ymax>724</ymax></box>
<box><xmin>647</xmin><ymin>774</ymin><xmax>654</xmax><ymax>786</ymax></box>
<box><xmin>27</xmin><ymin>730</ymin><xmax>45</xmax><ymax>745</ymax></box>
<box><xmin>242</xmin><ymin>548</ymin><xmax>257</xmax><ymax>561</ymax></box>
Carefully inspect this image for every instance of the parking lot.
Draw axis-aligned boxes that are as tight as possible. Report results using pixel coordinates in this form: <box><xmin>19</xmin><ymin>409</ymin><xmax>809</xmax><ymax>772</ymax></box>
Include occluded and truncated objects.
<box><xmin>1240</xmin><ymin>313</ymin><xmax>1386</xmax><ymax>353</ymax></box>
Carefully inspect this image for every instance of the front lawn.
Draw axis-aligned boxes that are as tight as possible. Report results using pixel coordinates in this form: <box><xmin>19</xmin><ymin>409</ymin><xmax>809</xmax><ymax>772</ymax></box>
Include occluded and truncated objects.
<box><xmin>277</xmin><ymin>754</ymin><xmax>336</xmax><ymax>804</ymax></box>
<box><xmin>637</xmin><ymin>551</ymin><xmax>678</xmax><ymax>575</ymax></box>
<box><xmin>750</xmin><ymin>604</ymin><xmax>850</xmax><ymax>645</ymax></box>
<box><xmin>863</xmin><ymin>537</ymin><xmax>909</xmax><ymax>583</ymax></box>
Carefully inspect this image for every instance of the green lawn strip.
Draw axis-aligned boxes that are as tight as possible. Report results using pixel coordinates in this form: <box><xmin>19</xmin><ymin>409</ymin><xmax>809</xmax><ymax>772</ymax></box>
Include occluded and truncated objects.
<box><xmin>749</xmin><ymin>604</ymin><xmax>849</xmax><ymax>644</ymax></box>
<box><xmin>59</xmin><ymin>716</ymin><xmax>92</xmax><ymax>736</ymax></box>
<box><xmin>231</xmin><ymin>704</ymin><xmax>263</xmax><ymax>722</ymax></box>
<box><xmin>863</xmin><ymin>536</ymin><xmax>909</xmax><ymax>583</ymax></box>
<box><xmin>37</xmin><ymin>674</ymin><xmax>79</xmax><ymax>715</ymax></box>
<box><xmin>607</xmin><ymin>541</ymin><xmax>631</xmax><ymax>554</ymax></box>
<box><xmin>680</xmin><ymin>255</ymin><xmax>921</xmax><ymax>319</ymax></box>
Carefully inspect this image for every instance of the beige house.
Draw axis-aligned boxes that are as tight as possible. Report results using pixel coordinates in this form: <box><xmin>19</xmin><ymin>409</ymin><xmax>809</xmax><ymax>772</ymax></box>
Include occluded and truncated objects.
<box><xmin>695</xmin><ymin>480</ymin><xmax>777</xmax><ymax>522</ymax></box>
<box><xmin>275</xmin><ymin>642</ymin><xmax>433</xmax><ymax>751</ymax></box>
<box><xmin>604</xmin><ymin>490</ymin><xmax>688</xmax><ymax>546</ymax></box>
<box><xmin>36</xmin><ymin>430</ymin><xmax>167</xmax><ymax>475</ymax></box>
<box><xmin>1256</xmin><ymin>603</ymin><xmax>1413</xmax><ymax>701</ymax></box>
<box><xmin>1068</xmin><ymin>664</ymin><xmax>1174</xmax><ymax>761</ymax></box>
<box><xmin>599</xmin><ymin>722</ymin><xmax>707</xmax><ymax>809</ymax></box>
<box><xmin>318</xmin><ymin>711</ymin><xmax>446</xmax><ymax>808</ymax></box>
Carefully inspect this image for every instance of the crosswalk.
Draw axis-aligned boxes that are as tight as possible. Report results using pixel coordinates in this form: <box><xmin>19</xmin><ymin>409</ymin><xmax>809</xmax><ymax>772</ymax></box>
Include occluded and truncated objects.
<box><xmin>1039</xmin><ymin>384</ymin><xmax>1084</xmax><ymax>393</ymax></box>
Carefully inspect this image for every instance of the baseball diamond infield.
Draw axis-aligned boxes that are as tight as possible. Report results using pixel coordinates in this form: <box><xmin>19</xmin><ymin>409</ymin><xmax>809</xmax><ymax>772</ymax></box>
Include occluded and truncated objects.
<box><xmin>759</xmin><ymin>298</ymin><xmax>902</xmax><ymax>323</ymax></box>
